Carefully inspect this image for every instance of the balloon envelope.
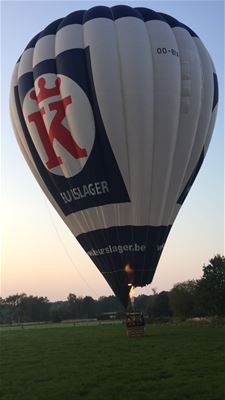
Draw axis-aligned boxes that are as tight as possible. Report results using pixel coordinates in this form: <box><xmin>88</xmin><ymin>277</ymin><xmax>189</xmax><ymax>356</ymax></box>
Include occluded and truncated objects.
<box><xmin>10</xmin><ymin>6</ymin><xmax>218</xmax><ymax>308</ymax></box>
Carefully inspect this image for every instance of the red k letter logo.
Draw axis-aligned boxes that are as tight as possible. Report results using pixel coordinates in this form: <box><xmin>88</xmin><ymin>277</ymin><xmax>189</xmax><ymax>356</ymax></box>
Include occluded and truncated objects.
<box><xmin>28</xmin><ymin>78</ymin><xmax>88</xmax><ymax>170</ymax></box>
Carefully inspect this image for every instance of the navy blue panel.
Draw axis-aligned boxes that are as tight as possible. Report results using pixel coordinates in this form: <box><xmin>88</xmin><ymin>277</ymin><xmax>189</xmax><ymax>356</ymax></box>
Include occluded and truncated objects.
<box><xmin>160</xmin><ymin>13</ymin><xmax>198</xmax><ymax>37</ymax></box>
<box><xmin>57</xmin><ymin>10</ymin><xmax>85</xmax><ymax>30</ymax></box>
<box><xmin>14</xmin><ymin>85</ymin><xmax>64</xmax><ymax>214</ymax></box>
<box><xmin>77</xmin><ymin>225</ymin><xmax>171</xmax><ymax>308</ymax></box>
<box><xmin>83</xmin><ymin>6</ymin><xmax>113</xmax><ymax>23</ymax></box>
<box><xmin>33</xmin><ymin>60</ymin><xmax>57</xmax><ymax>82</ymax></box>
<box><xmin>17</xmin><ymin>48</ymin><xmax>130</xmax><ymax>216</ymax></box>
<box><xmin>212</xmin><ymin>73</ymin><xmax>219</xmax><ymax>111</ymax></box>
<box><xmin>50</xmin><ymin>5</ymin><xmax>199</xmax><ymax>40</ymax></box>
<box><xmin>135</xmin><ymin>7</ymin><xmax>164</xmax><ymax>22</ymax></box>
<box><xmin>17</xmin><ymin>61</ymin><xmax>57</xmax><ymax>104</ymax></box>
<box><xmin>111</xmin><ymin>5</ymin><xmax>143</xmax><ymax>20</ymax></box>
<box><xmin>56</xmin><ymin>51</ymin><xmax>88</xmax><ymax>94</ymax></box>
<box><xmin>38</xmin><ymin>18</ymin><xmax>63</xmax><ymax>38</ymax></box>
<box><xmin>177</xmin><ymin>149</ymin><xmax>204</xmax><ymax>205</ymax></box>
<box><xmin>17</xmin><ymin>72</ymin><xmax>34</xmax><ymax>103</ymax></box>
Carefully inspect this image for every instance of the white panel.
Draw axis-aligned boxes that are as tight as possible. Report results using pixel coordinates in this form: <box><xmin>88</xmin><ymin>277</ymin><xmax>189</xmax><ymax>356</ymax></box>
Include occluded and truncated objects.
<box><xmin>18</xmin><ymin>48</ymin><xmax>34</xmax><ymax>78</ymax></box>
<box><xmin>33</xmin><ymin>35</ymin><xmax>55</xmax><ymax>66</ymax></box>
<box><xmin>10</xmin><ymin>62</ymin><xmax>19</xmax><ymax>87</ymax></box>
<box><xmin>79</xmin><ymin>18</ymin><xmax>128</xmax><ymax>232</ymax></box>
<box><xmin>83</xmin><ymin>16</ymin><xmax>156</xmax><ymax>227</ymax></box>
<box><xmin>55</xmin><ymin>24</ymin><xmax>84</xmax><ymax>55</ymax></box>
<box><xmin>83</xmin><ymin>18</ymin><xmax>130</xmax><ymax>192</ymax></box>
<box><xmin>159</xmin><ymin>27</ymin><xmax>202</xmax><ymax>225</ymax></box>
<box><xmin>112</xmin><ymin>16</ymin><xmax>155</xmax><ymax>226</ymax></box>
<box><xmin>169</xmin><ymin>37</ymin><xmax>215</xmax><ymax>223</ymax></box>
<box><xmin>145</xmin><ymin>20</ymin><xmax>181</xmax><ymax>225</ymax></box>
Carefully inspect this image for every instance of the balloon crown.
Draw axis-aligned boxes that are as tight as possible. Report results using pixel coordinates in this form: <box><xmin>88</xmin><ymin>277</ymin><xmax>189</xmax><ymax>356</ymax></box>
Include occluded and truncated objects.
<box><xmin>30</xmin><ymin>77</ymin><xmax>61</xmax><ymax>103</ymax></box>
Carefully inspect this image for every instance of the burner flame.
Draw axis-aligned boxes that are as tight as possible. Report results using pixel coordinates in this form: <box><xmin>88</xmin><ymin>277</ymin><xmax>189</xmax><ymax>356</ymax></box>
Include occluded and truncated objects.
<box><xmin>125</xmin><ymin>264</ymin><xmax>135</xmax><ymax>308</ymax></box>
<box><xmin>129</xmin><ymin>285</ymin><xmax>135</xmax><ymax>301</ymax></box>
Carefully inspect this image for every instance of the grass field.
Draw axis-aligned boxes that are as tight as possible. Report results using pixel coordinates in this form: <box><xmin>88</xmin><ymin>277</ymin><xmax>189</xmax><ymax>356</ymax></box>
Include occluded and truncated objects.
<box><xmin>0</xmin><ymin>322</ymin><xmax>224</xmax><ymax>400</ymax></box>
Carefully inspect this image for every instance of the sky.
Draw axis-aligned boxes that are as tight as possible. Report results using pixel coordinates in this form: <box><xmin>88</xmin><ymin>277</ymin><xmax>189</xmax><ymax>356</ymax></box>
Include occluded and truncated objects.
<box><xmin>1</xmin><ymin>0</ymin><xmax>224</xmax><ymax>302</ymax></box>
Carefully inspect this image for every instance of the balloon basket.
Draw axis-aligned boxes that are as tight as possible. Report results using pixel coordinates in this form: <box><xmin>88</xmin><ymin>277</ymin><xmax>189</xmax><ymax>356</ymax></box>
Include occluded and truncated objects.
<box><xmin>127</xmin><ymin>325</ymin><xmax>145</xmax><ymax>337</ymax></box>
<box><xmin>126</xmin><ymin>312</ymin><xmax>145</xmax><ymax>338</ymax></box>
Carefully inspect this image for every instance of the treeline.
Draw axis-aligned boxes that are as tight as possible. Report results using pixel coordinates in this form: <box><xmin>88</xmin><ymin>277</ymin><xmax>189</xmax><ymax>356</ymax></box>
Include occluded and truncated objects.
<box><xmin>0</xmin><ymin>294</ymin><xmax>123</xmax><ymax>324</ymax></box>
<box><xmin>1</xmin><ymin>255</ymin><xmax>224</xmax><ymax>324</ymax></box>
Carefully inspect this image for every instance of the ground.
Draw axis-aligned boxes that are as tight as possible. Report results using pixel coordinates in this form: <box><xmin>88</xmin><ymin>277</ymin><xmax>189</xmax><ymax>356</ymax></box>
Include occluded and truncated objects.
<box><xmin>1</xmin><ymin>322</ymin><xmax>224</xmax><ymax>400</ymax></box>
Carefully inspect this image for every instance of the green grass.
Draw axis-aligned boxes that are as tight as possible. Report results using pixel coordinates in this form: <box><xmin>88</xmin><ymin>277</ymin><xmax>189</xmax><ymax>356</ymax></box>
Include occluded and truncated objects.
<box><xmin>0</xmin><ymin>323</ymin><xmax>224</xmax><ymax>400</ymax></box>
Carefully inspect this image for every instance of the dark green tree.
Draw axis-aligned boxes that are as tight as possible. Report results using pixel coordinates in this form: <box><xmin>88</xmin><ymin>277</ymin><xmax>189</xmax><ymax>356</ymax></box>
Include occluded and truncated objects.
<box><xmin>169</xmin><ymin>280</ymin><xmax>198</xmax><ymax>319</ymax></box>
<box><xmin>4</xmin><ymin>293</ymin><xmax>27</xmax><ymax>322</ymax></box>
<box><xmin>67</xmin><ymin>293</ymin><xmax>79</xmax><ymax>319</ymax></box>
<box><xmin>197</xmin><ymin>255</ymin><xmax>225</xmax><ymax>316</ymax></box>
<box><xmin>97</xmin><ymin>295</ymin><xmax>123</xmax><ymax>314</ymax></box>
<box><xmin>151</xmin><ymin>291</ymin><xmax>172</xmax><ymax>317</ymax></box>
<box><xmin>80</xmin><ymin>296</ymin><xmax>97</xmax><ymax>318</ymax></box>
<box><xmin>134</xmin><ymin>295</ymin><xmax>152</xmax><ymax>314</ymax></box>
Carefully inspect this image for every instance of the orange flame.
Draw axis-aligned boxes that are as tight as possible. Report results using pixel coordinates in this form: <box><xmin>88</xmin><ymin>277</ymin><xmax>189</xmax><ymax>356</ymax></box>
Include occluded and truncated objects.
<box><xmin>125</xmin><ymin>264</ymin><xmax>133</xmax><ymax>273</ymax></box>
<box><xmin>125</xmin><ymin>264</ymin><xmax>135</xmax><ymax>307</ymax></box>
<box><xmin>129</xmin><ymin>285</ymin><xmax>135</xmax><ymax>301</ymax></box>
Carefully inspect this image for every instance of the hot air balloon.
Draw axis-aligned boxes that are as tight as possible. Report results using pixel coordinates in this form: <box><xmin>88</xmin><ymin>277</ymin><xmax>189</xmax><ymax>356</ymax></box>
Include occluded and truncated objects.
<box><xmin>10</xmin><ymin>5</ymin><xmax>218</xmax><ymax>308</ymax></box>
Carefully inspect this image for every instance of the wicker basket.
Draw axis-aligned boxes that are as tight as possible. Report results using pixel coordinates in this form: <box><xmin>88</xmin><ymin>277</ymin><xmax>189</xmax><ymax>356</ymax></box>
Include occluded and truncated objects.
<box><xmin>127</xmin><ymin>325</ymin><xmax>145</xmax><ymax>337</ymax></box>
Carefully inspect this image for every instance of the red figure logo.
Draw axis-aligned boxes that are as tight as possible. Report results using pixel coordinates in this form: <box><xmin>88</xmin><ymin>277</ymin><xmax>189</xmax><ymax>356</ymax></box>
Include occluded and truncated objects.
<box><xmin>28</xmin><ymin>77</ymin><xmax>88</xmax><ymax>170</ymax></box>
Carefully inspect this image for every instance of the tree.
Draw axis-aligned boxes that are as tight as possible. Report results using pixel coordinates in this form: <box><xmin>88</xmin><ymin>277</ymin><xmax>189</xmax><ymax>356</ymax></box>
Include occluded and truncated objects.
<box><xmin>50</xmin><ymin>308</ymin><xmax>63</xmax><ymax>323</ymax></box>
<box><xmin>80</xmin><ymin>296</ymin><xmax>97</xmax><ymax>318</ymax></box>
<box><xmin>151</xmin><ymin>291</ymin><xmax>172</xmax><ymax>317</ymax></box>
<box><xmin>169</xmin><ymin>280</ymin><xmax>198</xmax><ymax>319</ymax></box>
<box><xmin>50</xmin><ymin>301</ymin><xmax>69</xmax><ymax>321</ymax></box>
<box><xmin>0</xmin><ymin>297</ymin><xmax>13</xmax><ymax>323</ymax></box>
<box><xmin>4</xmin><ymin>293</ymin><xmax>27</xmax><ymax>323</ymax></box>
<box><xmin>134</xmin><ymin>295</ymin><xmax>152</xmax><ymax>314</ymax></box>
<box><xmin>67</xmin><ymin>293</ymin><xmax>78</xmax><ymax>319</ymax></box>
<box><xmin>197</xmin><ymin>255</ymin><xmax>225</xmax><ymax>316</ymax></box>
<box><xmin>97</xmin><ymin>296</ymin><xmax>123</xmax><ymax>314</ymax></box>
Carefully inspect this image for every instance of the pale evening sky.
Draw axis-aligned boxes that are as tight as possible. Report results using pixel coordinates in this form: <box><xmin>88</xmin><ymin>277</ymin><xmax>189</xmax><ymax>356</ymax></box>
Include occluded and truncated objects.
<box><xmin>1</xmin><ymin>0</ymin><xmax>224</xmax><ymax>301</ymax></box>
